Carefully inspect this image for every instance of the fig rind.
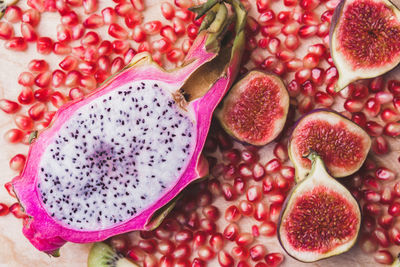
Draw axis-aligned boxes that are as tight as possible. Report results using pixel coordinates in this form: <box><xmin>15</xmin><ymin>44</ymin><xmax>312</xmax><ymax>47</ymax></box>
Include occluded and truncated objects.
<box><xmin>288</xmin><ymin>109</ymin><xmax>371</xmax><ymax>182</ymax></box>
<box><xmin>278</xmin><ymin>153</ymin><xmax>361</xmax><ymax>263</ymax></box>
<box><xmin>217</xmin><ymin>70</ymin><xmax>289</xmax><ymax>146</ymax></box>
<box><xmin>330</xmin><ymin>0</ymin><xmax>400</xmax><ymax>91</ymax></box>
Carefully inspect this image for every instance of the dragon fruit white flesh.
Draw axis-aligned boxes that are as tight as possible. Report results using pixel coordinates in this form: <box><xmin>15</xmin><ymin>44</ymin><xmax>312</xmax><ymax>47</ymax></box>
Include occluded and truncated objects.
<box><xmin>11</xmin><ymin>0</ymin><xmax>246</xmax><ymax>255</ymax></box>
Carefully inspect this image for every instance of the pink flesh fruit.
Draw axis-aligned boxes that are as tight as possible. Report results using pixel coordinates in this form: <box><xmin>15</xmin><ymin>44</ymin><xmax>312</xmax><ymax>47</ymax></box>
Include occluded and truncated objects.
<box><xmin>284</xmin><ymin>186</ymin><xmax>359</xmax><ymax>253</ymax></box>
<box><xmin>278</xmin><ymin>154</ymin><xmax>361</xmax><ymax>262</ymax></box>
<box><xmin>11</xmin><ymin>1</ymin><xmax>247</xmax><ymax>254</ymax></box>
<box><xmin>217</xmin><ymin>71</ymin><xmax>289</xmax><ymax>146</ymax></box>
<box><xmin>330</xmin><ymin>0</ymin><xmax>400</xmax><ymax>91</ymax></box>
<box><xmin>289</xmin><ymin>110</ymin><xmax>371</xmax><ymax>181</ymax></box>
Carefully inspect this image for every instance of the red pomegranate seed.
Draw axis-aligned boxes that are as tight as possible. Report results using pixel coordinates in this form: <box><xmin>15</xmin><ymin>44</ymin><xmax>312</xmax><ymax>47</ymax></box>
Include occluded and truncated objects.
<box><xmin>9</xmin><ymin>153</ymin><xmax>26</xmax><ymax>171</ymax></box>
<box><xmin>36</xmin><ymin>37</ymin><xmax>53</xmax><ymax>54</ymax></box>
<box><xmin>389</xmin><ymin>226</ymin><xmax>400</xmax><ymax>245</ymax></box>
<box><xmin>373</xmin><ymin>228</ymin><xmax>390</xmax><ymax>247</ymax></box>
<box><xmin>4</xmin><ymin>129</ymin><xmax>23</xmax><ymax>143</ymax></box>
<box><xmin>69</xmin><ymin>24</ymin><xmax>84</xmax><ymax>40</ymax></box>
<box><xmin>200</xmin><ymin>218</ymin><xmax>216</xmax><ymax>234</ymax></box>
<box><xmin>34</xmin><ymin>72</ymin><xmax>51</xmax><ymax>88</ymax></box>
<box><xmin>197</xmin><ymin>246</ymin><xmax>215</xmax><ymax>261</ymax></box>
<box><xmin>378</xmin><ymin>214</ymin><xmax>394</xmax><ymax>230</ymax></box>
<box><xmin>109</xmin><ymin>23</ymin><xmax>128</xmax><ymax>39</ymax></box>
<box><xmin>50</xmin><ymin>70</ymin><xmax>65</xmax><ymax>88</ymax></box>
<box><xmin>112</xmin><ymin>40</ymin><xmax>129</xmax><ymax>54</ymax></box>
<box><xmin>174</xmin><ymin>229</ymin><xmax>193</xmax><ymax>244</ymax></box>
<box><xmin>0</xmin><ymin>99</ymin><xmax>20</xmax><ymax>114</ymax></box>
<box><xmin>254</xmin><ymin>202</ymin><xmax>268</xmax><ymax>222</ymax></box>
<box><xmin>192</xmin><ymin>231</ymin><xmax>207</xmax><ymax>250</ymax></box>
<box><xmin>61</xmin><ymin>11</ymin><xmax>79</xmax><ymax>27</ymax></box>
<box><xmin>249</xmin><ymin>244</ymin><xmax>267</xmax><ymax>261</ymax></box>
<box><xmin>161</xmin><ymin>2</ymin><xmax>175</xmax><ymax>20</ymax></box>
<box><xmin>238</xmin><ymin>200</ymin><xmax>254</xmax><ymax>216</ymax></box>
<box><xmin>0</xmin><ymin>203</ymin><xmax>9</xmax><ymax>216</ymax></box>
<box><xmin>79</xmin><ymin>31</ymin><xmax>99</xmax><ymax>46</ymax></box>
<box><xmin>4</xmin><ymin>182</ymin><xmax>16</xmax><ymax>198</ymax></box>
<box><xmin>344</xmin><ymin>99</ymin><xmax>363</xmax><ymax>113</ymax></box>
<box><xmin>264</xmin><ymin>253</ymin><xmax>284</xmax><ymax>267</ymax></box>
<box><xmin>314</xmin><ymin>91</ymin><xmax>333</xmax><ymax>107</ymax></box>
<box><xmin>101</xmin><ymin>7</ymin><xmax>116</xmax><ymax>24</ymax></box>
<box><xmin>376</xmin><ymin>167</ymin><xmax>395</xmax><ymax>181</ymax></box>
<box><xmin>80</xmin><ymin>75</ymin><xmax>97</xmax><ymax>90</ymax></box>
<box><xmin>175</xmin><ymin>9</ymin><xmax>192</xmax><ymax>22</ymax></box>
<box><xmin>58</xmin><ymin>56</ymin><xmax>77</xmax><ymax>71</ymax></box>
<box><xmin>218</xmin><ymin>250</ymin><xmax>234</xmax><ymax>267</ymax></box>
<box><xmin>110</xmin><ymin>57</ymin><xmax>124</xmax><ymax>74</ymax></box>
<box><xmin>142</xmin><ymin>20</ymin><xmax>162</xmax><ymax>36</ymax></box>
<box><xmin>236</xmin><ymin>233</ymin><xmax>254</xmax><ymax>247</ymax></box>
<box><xmin>28</xmin><ymin>102</ymin><xmax>47</xmax><ymax>121</ymax></box>
<box><xmin>159</xmin><ymin>255</ymin><xmax>174</xmax><ymax>267</ymax></box>
<box><xmin>223</xmin><ymin>223</ymin><xmax>239</xmax><ymax>241</ymax></box>
<box><xmin>388</xmin><ymin>80</ymin><xmax>400</xmax><ymax>95</ymax></box>
<box><xmin>4</xmin><ymin>5</ymin><xmax>22</xmax><ymax>23</ymax></box>
<box><xmin>83</xmin><ymin>14</ymin><xmax>104</xmax><ymax>28</ymax></box>
<box><xmin>160</xmin><ymin>25</ymin><xmax>177</xmax><ymax>43</ymax></box>
<box><xmin>388</xmin><ymin>202</ymin><xmax>400</xmax><ymax>217</ymax></box>
<box><xmin>365</xmin><ymin>121</ymin><xmax>383</xmax><ymax>136</ymax></box>
<box><xmin>172</xmin><ymin>244</ymin><xmax>191</xmax><ymax>260</ymax></box>
<box><xmin>9</xmin><ymin>203</ymin><xmax>27</xmax><ymax>218</ymax></box>
<box><xmin>269</xmin><ymin>203</ymin><xmax>282</xmax><ymax>223</ymax></box>
<box><xmin>265</xmin><ymin>159</ymin><xmax>282</xmax><ymax>173</ymax></box>
<box><xmin>5</xmin><ymin>37</ymin><xmax>27</xmax><ymax>51</ymax></box>
<box><xmin>83</xmin><ymin>0</ymin><xmax>98</xmax><ymax>14</ymax></box>
<box><xmin>284</xmin><ymin>0</ymin><xmax>298</xmax><ymax>6</ymax></box>
<box><xmin>130</xmin><ymin>25</ymin><xmax>146</xmax><ymax>42</ymax></box>
<box><xmin>0</xmin><ymin>22</ymin><xmax>14</xmax><ymax>40</ymax></box>
<box><xmin>225</xmin><ymin>205</ymin><xmax>241</xmax><ymax>222</ymax></box>
<box><xmin>209</xmin><ymin>233</ymin><xmax>224</xmax><ymax>251</ymax></box>
<box><xmin>381</xmin><ymin>108</ymin><xmax>400</xmax><ymax>122</ymax></box>
<box><xmin>68</xmin><ymin>87</ymin><xmax>83</xmax><ymax>100</ymax></box>
<box><xmin>231</xmin><ymin>247</ymin><xmax>249</xmax><ymax>262</ymax></box>
<box><xmin>167</xmin><ymin>48</ymin><xmax>184</xmax><ymax>63</ymax></box>
<box><xmin>22</xmin><ymin>9</ymin><xmax>40</xmax><ymax>27</ymax></box>
<box><xmin>284</xmin><ymin>34</ymin><xmax>300</xmax><ymax>51</ymax></box>
<box><xmin>259</xmin><ymin>221</ymin><xmax>276</xmax><ymax>236</ymax></box>
<box><xmin>17</xmin><ymin>87</ymin><xmax>34</xmax><ymax>105</ymax></box>
<box><xmin>364</xmin><ymin>190</ymin><xmax>381</xmax><ymax>203</ymax></box>
<box><xmin>172</xmin><ymin>18</ymin><xmax>186</xmax><ymax>36</ymax></box>
<box><xmin>372</xmin><ymin>136</ymin><xmax>389</xmax><ymax>155</ymax></box>
<box><xmin>364</xmin><ymin>97</ymin><xmax>381</xmax><ymax>117</ymax></box>
<box><xmin>53</xmin><ymin>42</ymin><xmax>71</xmax><ymax>54</ymax></box>
<box><xmin>49</xmin><ymin>91</ymin><xmax>66</xmax><ymax>108</ymax></box>
<box><xmin>15</xmin><ymin>114</ymin><xmax>34</xmax><ymax>132</ymax></box>
<box><xmin>375</xmin><ymin>92</ymin><xmax>393</xmax><ymax>105</ymax></box>
<box><xmin>384</xmin><ymin>122</ymin><xmax>400</xmax><ymax>137</ymax></box>
<box><xmin>246</xmin><ymin>186</ymin><xmax>262</xmax><ymax>203</ymax></box>
<box><xmin>187</xmin><ymin>24</ymin><xmax>198</xmax><ymax>40</ymax></box>
<box><xmin>351</xmin><ymin>112</ymin><xmax>366</xmax><ymax>128</ymax></box>
<box><xmin>374</xmin><ymin>250</ymin><xmax>394</xmax><ymax>265</ymax></box>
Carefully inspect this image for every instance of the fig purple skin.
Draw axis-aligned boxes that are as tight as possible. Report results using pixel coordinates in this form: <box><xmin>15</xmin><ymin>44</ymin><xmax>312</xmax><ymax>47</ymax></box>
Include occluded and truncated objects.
<box><xmin>278</xmin><ymin>153</ymin><xmax>361</xmax><ymax>263</ymax></box>
<box><xmin>330</xmin><ymin>0</ymin><xmax>400</xmax><ymax>91</ymax></box>
<box><xmin>288</xmin><ymin>109</ymin><xmax>371</xmax><ymax>182</ymax></box>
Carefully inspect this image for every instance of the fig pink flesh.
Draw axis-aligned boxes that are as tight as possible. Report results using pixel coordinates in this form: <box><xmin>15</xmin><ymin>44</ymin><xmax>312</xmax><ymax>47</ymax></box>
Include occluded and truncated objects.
<box><xmin>283</xmin><ymin>186</ymin><xmax>359</xmax><ymax>253</ymax></box>
<box><xmin>294</xmin><ymin>119</ymin><xmax>365</xmax><ymax>171</ymax></box>
<box><xmin>337</xmin><ymin>0</ymin><xmax>400</xmax><ymax>69</ymax></box>
<box><xmin>223</xmin><ymin>76</ymin><xmax>285</xmax><ymax>143</ymax></box>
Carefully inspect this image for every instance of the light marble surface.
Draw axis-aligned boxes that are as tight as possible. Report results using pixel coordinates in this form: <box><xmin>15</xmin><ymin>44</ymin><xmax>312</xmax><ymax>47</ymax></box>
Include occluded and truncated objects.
<box><xmin>0</xmin><ymin>0</ymin><xmax>398</xmax><ymax>266</ymax></box>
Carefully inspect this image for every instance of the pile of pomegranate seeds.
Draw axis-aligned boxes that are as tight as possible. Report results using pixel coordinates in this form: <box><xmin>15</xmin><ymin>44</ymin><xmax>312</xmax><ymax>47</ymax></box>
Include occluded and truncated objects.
<box><xmin>0</xmin><ymin>0</ymin><xmax>399</xmax><ymax>266</ymax></box>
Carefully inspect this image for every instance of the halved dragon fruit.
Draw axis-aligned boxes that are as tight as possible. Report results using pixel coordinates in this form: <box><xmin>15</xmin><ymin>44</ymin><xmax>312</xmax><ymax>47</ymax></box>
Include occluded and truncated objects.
<box><xmin>11</xmin><ymin>0</ymin><xmax>246</xmax><ymax>255</ymax></box>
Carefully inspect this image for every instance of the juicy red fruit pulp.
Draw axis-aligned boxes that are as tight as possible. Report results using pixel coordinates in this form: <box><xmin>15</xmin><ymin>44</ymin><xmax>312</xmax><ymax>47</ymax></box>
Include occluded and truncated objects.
<box><xmin>337</xmin><ymin>0</ymin><xmax>400</xmax><ymax>69</ymax></box>
<box><xmin>295</xmin><ymin>120</ymin><xmax>365</xmax><ymax>169</ymax></box>
<box><xmin>224</xmin><ymin>77</ymin><xmax>285</xmax><ymax>143</ymax></box>
<box><xmin>284</xmin><ymin>186</ymin><xmax>359</xmax><ymax>253</ymax></box>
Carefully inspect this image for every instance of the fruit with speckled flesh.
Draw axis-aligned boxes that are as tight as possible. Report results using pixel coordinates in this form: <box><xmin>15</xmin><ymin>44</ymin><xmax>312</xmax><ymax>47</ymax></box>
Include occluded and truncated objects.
<box><xmin>288</xmin><ymin>110</ymin><xmax>371</xmax><ymax>181</ymax></box>
<box><xmin>217</xmin><ymin>70</ymin><xmax>289</xmax><ymax>146</ymax></box>
<box><xmin>278</xmin><ymin>153</ymin><xmax>361</xmax><ymax>262</ymax></box>
<box><xmin>330</xmin><ymin>0</ymin><xmax>400</xmax><ymax>91</ymax></box>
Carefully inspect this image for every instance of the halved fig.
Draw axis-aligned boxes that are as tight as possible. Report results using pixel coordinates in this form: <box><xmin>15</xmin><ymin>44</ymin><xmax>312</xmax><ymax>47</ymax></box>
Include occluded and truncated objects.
<box><xmin>278</xmin><ymin>153</ymin><xmax>361</xmax><ymax>263</ymax></box>
<box><xmin>289</xmin><ymin>110</ymin><xmax>371</xmax><ymax>181</ymax></box>
<box><xmin>216</xmin><ymin>70</ymin><xmax>289</xmax><ymax>146</ymax></box>
<box><xmin>330</xmin><ymin>0</ymin><xmax>400</xmax><ymax>91</ymax></box>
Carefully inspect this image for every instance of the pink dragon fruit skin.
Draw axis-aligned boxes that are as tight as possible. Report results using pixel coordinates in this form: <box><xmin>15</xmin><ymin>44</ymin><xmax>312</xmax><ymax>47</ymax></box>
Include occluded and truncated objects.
<box><xmin>12</xmin><ymin>0</ymin><xmax>246</xmax><ymax>255</ymax></box>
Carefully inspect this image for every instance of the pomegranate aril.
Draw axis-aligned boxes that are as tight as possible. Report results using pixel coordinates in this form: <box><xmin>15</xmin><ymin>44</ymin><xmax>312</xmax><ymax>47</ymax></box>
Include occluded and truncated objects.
<box><xmin>218</xmin><ymin>250</ymin><xmax>234</xmax><ymax>267</ymax></box>
<box><xmin>388</xmin><ymin>202</ymin><xmax>400</xmax><ymax>217</ymax></box>
<box><xmin>225</xmin><ymin>205</ymin><xmax>241</xmax><ymax>222</ymax></box>
<box><xmin>161</xmin><ymin>2</ymin><xmax>175</xmax><ymax>20</ymax></box>
<box><xmin>389</xmin><ymin>226</ymin><xmax>400</xmax><ymax>245</ymax></box>
<box><xmin>4</xmin><ymin>5</ymin><xmax>22</xmax><ymax>23</ymax></box>
<box><xmin>384</xmin><ymin>122</ymin><xmax>400</xmax><ymax>137</ymax></box>
<box><xmin>375</xmin><ymin>167</ymin><xmax>395</xmax><ymax>181</ymax></box>
<box><xmin>0</xmin><ymin>22</ymin><xmax>14</xmax><ymax>40</ymax></box>
<box><xmin>4</xmin><ymin>129</ymin><xmax>24</xmax><ymax>143</ymax></box>
<box><xmin>209</xmin><ymin>233</ymin><xmax>224</xmax><ymax>251</ymax></box>
<box><xmin>364</xmin><ymin>98</ymin><xmax>381</xmax><ymax>117</ymax></box>
<box><xmin>9</xmin><ymin>203</ymin><xmax>27</xmax><ymax>218</ymax></box>
<box><xmin>9</xmin><ymin>153</ymin><xmax>26</xmax><ymax>171</ymax></box>
<box><xmin>284</xmin><ymin>0</ymin><xmax>298</xmax><ymax>6</ymax></box>
<box><xmin>372</xmin><ymin>136</ymin><xmax>389</xmax><ymax>155</ymax></box>
<box><xmin>53</xmin><ymin>42</ymin><xmax>71</xmax><ymax>54</ymax></box>
<box><xmin>365</xmin><ymin>121</ymin><xmax>383</xmax><ymax>137</ymax></box>
<box><xmin>108</xmin><ymin>23</ymin><xmax>128</xmax><ymax>40</ymax></box>
<box><xmin>344</xmin><ymin>99</ymin><xmax>363</xmax><ymax>113</ymax></box>
<box><xmin>0</xmin><ymin>203</ymin><xmax>9</xmax><ymax>216</ymax></box>
<box><xmin>5</xmin><ymin>37</ymin><xmax>27</xmax><ymax>51</ymax></box>
<box><xmin>388</xmin><ymin>80</ymin><xmax>400</xmax><ymax>96</ymax></box>
<box><xmin>82</xmin><ymin>0</ymin><xmax>98</xmax><ymax>14</ymax></box>
<box><xmin>223</xmin><ymin>223</ymin><xmax>239</xmax><ymax>241</ymax></box>
<box><xmin>236</xmin><ymin>232</ymin><xmax>254</xmax><ymax>247</ymax></box>
<box><xmin>22</xmin><ymin>9</ymin><xmax>40</xmax><ymax>27</ymax></box>
<box><xmin>0</xmin><ymin>99</ymin><xmax>20</xmax><ymax>114</ymax></box>
<box><xmin>374</xmin><ymin>250</ymin><xmax>394</xmax><ymax>265</ymax></box>
<box><xmin>284</xmin><ymin>35</ymin><xmax>300</xmax><ymax>51</ymax></box>
<box><xmin>36</xmin><ymin>37</ymin><xmax>53</xmax><ymax>54</ymax></box>
<box><xmin>83</xmin><ymin>14</ymin><xmax>104</xmax><ymax>29</ymax></box>
<box><xmin>264</xmin><ymin>253</ymin><xmax>284</xmax><ymax>267</ymax></box>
